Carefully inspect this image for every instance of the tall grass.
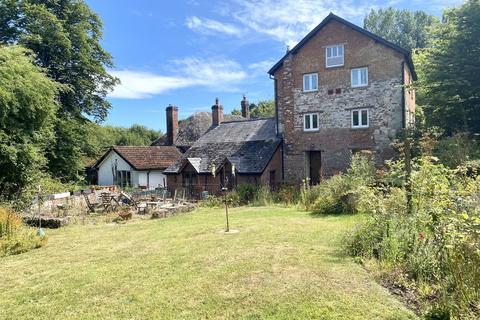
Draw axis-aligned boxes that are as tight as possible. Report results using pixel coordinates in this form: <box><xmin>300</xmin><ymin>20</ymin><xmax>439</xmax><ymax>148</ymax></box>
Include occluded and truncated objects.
<box><xmin>344</xmin><ymin>157</ymin><xmax>480</xmax><ymax>319</ymax></box>
<box><xmin>0</xmin><ymin>206</ymin><xmax>46</xmax><ymax>257</ymax></box>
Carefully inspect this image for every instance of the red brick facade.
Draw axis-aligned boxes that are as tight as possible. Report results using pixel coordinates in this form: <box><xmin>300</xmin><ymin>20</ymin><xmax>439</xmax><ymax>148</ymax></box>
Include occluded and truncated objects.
<box><xmin>271</xmin><ymin>16</ymin><xmax>415</xmax><ymax>182</ymax></box>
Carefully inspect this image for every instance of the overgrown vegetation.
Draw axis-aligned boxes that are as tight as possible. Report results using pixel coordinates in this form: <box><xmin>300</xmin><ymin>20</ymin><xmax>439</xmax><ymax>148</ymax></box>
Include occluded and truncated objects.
<box><xmin>300</xmin><ymin>153</ymin><xmax>376</xmax><ymax>214</ymax></box>
<box><xmin>0</xmin><ymin>207</ymin><xmax>45</xmax><ymax>257</ymax></box>
<box><xmin>201</xmin><ymin>184</ymin><xmax>300</xmax><ymax>208</ymax></box>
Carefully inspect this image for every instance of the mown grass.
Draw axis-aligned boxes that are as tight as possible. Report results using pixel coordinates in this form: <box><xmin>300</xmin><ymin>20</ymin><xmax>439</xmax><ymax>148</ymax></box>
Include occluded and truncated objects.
<box><xmin>0</xmin><ymin>206</ymin><xmax>416</xmax><ymax>319</ymax></box>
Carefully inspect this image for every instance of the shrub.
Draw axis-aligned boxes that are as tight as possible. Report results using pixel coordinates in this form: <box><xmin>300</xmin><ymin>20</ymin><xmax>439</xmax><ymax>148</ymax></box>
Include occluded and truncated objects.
<box><xmin>275</xmin><ymin>185</ymin><xmax>299</xmax><ymax>206</ymax></box>
<box><xmin>0</xmin><ymin>207</ymin><xmax>22</xmax><ymax>238</ymax></box>
<box><xmin>301</xmin><ymin>153</ymin><xmax>377</xmax><ymax>214</ymax></box>
<box><xmin>433</xmin><ymin>133</ymin><xmax>480</xmax><ymax>168</ymax></box>
<box><xmin>0</xmin><ymin>206</ymin><xmax>46</xmax><ymax>257</ymax></box>
<box><xmin>201</xmin><ymin>185</ymin><xmax>276</xmax><ymax>208</ymax></box>
<box><xmin>236</xmin><ymin>184</ymin><xmax>259</xmax><ymax>205</ymax></box>
<box><xmin>200</xmin><ymin>191</ymin><xmax>241</xmax><ymax>208</ymax></box>
<box><xmin>345</xmin><ymin>157</ymin><xmax>480</xmax><ymax>318</ymax></box>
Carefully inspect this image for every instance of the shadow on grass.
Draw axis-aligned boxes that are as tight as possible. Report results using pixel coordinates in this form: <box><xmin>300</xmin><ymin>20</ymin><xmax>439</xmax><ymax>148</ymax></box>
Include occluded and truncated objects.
<box><xmin>306</xmin><ymin>211</ymin><xmax>356</xmax><ymax>218</ymax></box>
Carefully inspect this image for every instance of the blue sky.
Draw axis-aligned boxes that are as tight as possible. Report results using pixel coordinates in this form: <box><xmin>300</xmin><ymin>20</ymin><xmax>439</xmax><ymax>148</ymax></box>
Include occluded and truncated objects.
<box><xmin>86</xmin><ymin>0</ymin><xmax>462</xmax><ymax>132</ymax></box>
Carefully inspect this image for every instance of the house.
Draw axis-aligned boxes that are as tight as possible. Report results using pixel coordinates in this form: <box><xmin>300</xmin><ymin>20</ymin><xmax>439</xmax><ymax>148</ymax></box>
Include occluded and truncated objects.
<box><xmin>163</xmin><ymin>98</ymin><xmax>282</xmax><ymax>198</ymax></box>
<box><xmin>268</xmin><ymin>13</ymin><xmax>416</xmax><ymax>183</ymax></box>
<box><xmin>93</xmin><ymin>146</ymin><xmax>181</xmax><ymax>189</ymax></box>
<box><xmin>91</xmin><ymin>98</ymin><xmax>248</xmax><ymax>189</ymax></box>
<box><xmin>92</xmin><ymin>13</ymin><xmax>415</xmax><ymax>192</ymax></box>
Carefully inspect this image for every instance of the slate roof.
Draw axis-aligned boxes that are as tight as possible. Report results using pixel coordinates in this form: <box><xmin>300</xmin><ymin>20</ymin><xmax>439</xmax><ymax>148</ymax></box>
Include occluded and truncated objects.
<box><xmin>268</xmin><ymin>13</ymin><xmax>416</xmax><ymax>80</ymax></box>
<box><xmin>164</xmin><ymin>118</ymin><xmax>281</xmax><ymax>175</ymax></box>
<box><xmin>94</xmin><ymin>146</ymin><xmax>182</xmax><ymax>171</ymax></box>
<box><xmin>151</xmin><ymin>112</ymin><xmax>245</xmax><ymax>149</ymax></box>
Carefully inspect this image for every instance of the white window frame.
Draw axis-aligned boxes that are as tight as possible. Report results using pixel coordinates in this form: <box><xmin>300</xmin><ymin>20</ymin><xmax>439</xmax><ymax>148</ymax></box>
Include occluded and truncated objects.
<box><xmin>303</xmin><ymin>73</ymin><xmax>318</xmax><ymax>92</ymax></box>
<box><xmin>351</xmin><ymin>109</ymin><xmax>369</xmax><ymax>128</ymax></box>
<box><xmin>303</xmin><ymin>113</ymin><xmax>319</xmax><ymax>131</ymax></box>
<box><xmin>351</xmin><ymin>67</ymin><xmax>368</xmax><ymax>88</ymax></box>
<box><xmin>325</xmin><ymin>44</ymin><xmax>344</xmax><ymax>68</ymax></box>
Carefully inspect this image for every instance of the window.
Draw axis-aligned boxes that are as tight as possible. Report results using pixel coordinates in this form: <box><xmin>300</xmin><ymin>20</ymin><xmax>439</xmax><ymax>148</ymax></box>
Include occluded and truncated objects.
<box><xmin>182</xmin><ymin>172</ymin><xmax>197</xmax><ymax>186</ymax></box>
<box><xmin>303</xmin><ymin>73</ymin><xmax>318</xmax><ymax>92</ymax></box>
<box><xmin>326</xmin><ymin>44</ymin><xmax>344</xmax><ymax>67</ymax></box>
<box><xmin>304</xmin><ymin>113</ymin><xmax>319</xmax><ymax>131</ymax></box>
<box><xmin>351</xmin><ymin>109</ymin><xmax>369</xmax><ymax>128</ymax></box>
<box><xmin>116</xmin><ymin>170</ymin><xmax>131</xmax><ymax>188</ymax></box>
<box><xmin>351</xmin><ymin>67</ymin><xmax>368</xmax><ymax>87</ymax></box>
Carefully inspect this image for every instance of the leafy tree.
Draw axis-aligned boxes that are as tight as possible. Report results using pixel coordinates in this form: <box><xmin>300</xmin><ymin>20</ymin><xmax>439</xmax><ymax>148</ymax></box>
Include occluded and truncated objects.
<box><xmin>82</xmin><ymin>124</ymin><xmax>162</xmax><ymax>165</ymax></box>
<box><xmin>0</xmin><ymin>45</ymin><xmax>61</xmax><ymax>199</ymax></box>
<box><xmin>0</xmin><ymin>0</ymin><xmax>119</xmax><ymax>181</ymax></box>
<box><xmin>364</xmin><ymin>7</ymin><xmax>438</xmax><ymax>51</ymax></box>
<box><xmin>414</xmin><ymin>0</ymin><xmax>480</xmax><ymax>134</ymax></box>
<box><xmin>251</xmin><ymin>99</ymin><xmax>275</xmax><ymax>118</ymax></box>
<box><xmin>231</xmin><ymin>108</ymin><xmax>241</xmax><ymax>116</ymax></box>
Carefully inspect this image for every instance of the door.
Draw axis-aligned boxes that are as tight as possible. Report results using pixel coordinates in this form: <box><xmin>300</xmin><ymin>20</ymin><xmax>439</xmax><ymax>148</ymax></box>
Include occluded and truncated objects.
<box><xmin>309</xmin><ymin>151</ymin><xmax>322</xmax><ymax>185</ymax></box>
<box><xmin>269</xmin><ymin>170</ymin><xmax>276</xmax><ymax>191</ymax></box>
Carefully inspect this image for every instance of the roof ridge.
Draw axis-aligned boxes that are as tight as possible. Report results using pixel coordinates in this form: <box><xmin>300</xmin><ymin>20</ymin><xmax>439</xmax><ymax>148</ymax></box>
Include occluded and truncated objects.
<box><xmin>221</xmin><ymin>117</ymin><xmax>273</xmax><ymax>124</ymax></box>
<box><xmin>268</xmin><ymin>13</ymin><xmax>416</xmax><ymax>79</ymax></box>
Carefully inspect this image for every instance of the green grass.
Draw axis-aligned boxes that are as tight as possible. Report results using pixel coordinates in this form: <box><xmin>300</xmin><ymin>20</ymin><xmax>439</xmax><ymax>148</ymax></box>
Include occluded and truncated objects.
<box><xmin>0</xmin><ymin>206</ymin><xmax>416</xmax><ymax>319</ymax></box>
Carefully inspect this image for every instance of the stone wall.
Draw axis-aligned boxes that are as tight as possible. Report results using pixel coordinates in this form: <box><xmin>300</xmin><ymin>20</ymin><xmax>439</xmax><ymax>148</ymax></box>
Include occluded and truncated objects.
<box><xmin>273</xmin><ymin>19</ymin><xmax>414</xmax><ymax>182</ymax></box>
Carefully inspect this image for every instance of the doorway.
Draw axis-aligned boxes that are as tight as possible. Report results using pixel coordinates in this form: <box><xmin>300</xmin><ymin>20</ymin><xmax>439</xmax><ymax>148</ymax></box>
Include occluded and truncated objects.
<box><xmin>308</xmin><ymin>151</ymin><xmax>322</xmax><ymax>185</ymax></box>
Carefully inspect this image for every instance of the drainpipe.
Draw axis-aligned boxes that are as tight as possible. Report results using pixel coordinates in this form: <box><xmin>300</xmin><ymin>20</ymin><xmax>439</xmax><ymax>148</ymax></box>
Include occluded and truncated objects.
<box><xmin>147</xmin><ymin>170</ymin><xmax>151</xmax><ymax>190</ymax></box>
<box><xmin>401</xmin><ymin>61</ymin><xmax>406</xmax><ymax>129</ymax></box>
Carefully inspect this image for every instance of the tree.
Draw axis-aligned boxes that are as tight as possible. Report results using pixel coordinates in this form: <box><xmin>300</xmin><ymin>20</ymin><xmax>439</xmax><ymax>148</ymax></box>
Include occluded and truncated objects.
<box><xmin>82</xmin><ymin>124</ymin><xmax>162</xmax><ymax>166</ymax></box>
<box><xmin>0</xmin><ymin>45</ymin><xmax>61</xmax><ymax>199</ymax></box>
<box><xmin>0</xmin><ymin>0</ymin><xmax>119</xmax><ymax>181</ymax></box>
<box><xmin>250</xmin><ymin>99</ymin><xmax>275</xmax><ymax>118</ymax></box>
<box><xmin>364</xmin><ymin>7</ymin><xmax>438</xmax><ymax>52</ymax></box>
<box><xmin>414</xmin><ymin>0</ymin><xmax>480</xmax><ymax>135</ymax></box>
<box><xmin>231</xmin><ymin>108</ymin><xmax>241</xmax><ymax>116</ymax></box>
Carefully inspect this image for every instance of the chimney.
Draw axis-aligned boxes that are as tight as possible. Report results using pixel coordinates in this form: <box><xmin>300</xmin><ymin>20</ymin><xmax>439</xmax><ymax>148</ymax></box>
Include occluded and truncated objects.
<box><xmin>241</xmin><ymin>95</ymin><xmax>250</xmax><ymax>119</ymax></box>
<box><xmin>211</xmin><ymin>98</ymin><xmax>224</xmax><ymax>126</ymax></box>
<box><xmin>166</xmin><ymin>104</ymin><xmax>178</xmax><ymax>146</ymax></box>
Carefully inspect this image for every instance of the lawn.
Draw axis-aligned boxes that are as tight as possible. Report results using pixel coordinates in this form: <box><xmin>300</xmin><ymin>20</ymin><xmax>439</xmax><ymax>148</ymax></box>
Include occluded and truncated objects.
<box><xmin>0</xmin><ymin>206</ymin><xmax>416</xmax><ymax>320</ymax></box>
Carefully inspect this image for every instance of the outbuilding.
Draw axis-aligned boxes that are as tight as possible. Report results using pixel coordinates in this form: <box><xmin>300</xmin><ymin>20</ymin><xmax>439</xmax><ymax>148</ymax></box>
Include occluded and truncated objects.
<box><xmin>93</xmin><ymin>146</ymin><xmax>182</xmax><ymax>189</ymax></box>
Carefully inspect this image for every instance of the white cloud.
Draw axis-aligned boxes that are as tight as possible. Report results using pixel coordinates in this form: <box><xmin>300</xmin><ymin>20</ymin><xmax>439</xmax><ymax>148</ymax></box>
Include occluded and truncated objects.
<box><xmin>186</xmin><ymin>16</ymin><xmax>244</xmax><ymax>36</ymax></box>
<box><xmin>248</xmin><ymin>59</ymin><xmax>277</xmax><ymax>76</ymax></box>
<box><xmin>229</xmin><ymin>0</ymin><xmax>375</xmax><ymax>47</ymax></box>
<box><xmin>109</xmin><ymin>58</ymin><xmax>247</xmax><ymax>99</ymax></box>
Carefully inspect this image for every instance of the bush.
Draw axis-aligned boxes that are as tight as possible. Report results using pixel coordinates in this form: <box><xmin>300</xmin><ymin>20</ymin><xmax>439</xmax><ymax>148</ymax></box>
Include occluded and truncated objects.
<box><xmin>345</xmin><ymin>157</ymin><xmax>480</xmax><ymax>318</ymax></box>
<box><xmin>300</xmin><ymin>153</ymin><xmax>377</xmax><ymax>214</ymax></box>
<box><xmin>202</xmin><ymin>185</ymin><xmax>276</xmax><ymax>208</ymax></box>
<box><xmin>275</xmin><ymin>185</ymin><xmax>299</xmax><ymax>206</ymax></box>
<box><xmin>200</xmin><ymin>191</ymin><xmax>241</xmax><ymax>208</ymax></box>
<box><xmin>433</xmin><ymin>133</ymin><xmax>480</xmax><ymax>168</ymax></box>
<box><xmin>0</xmin><ymin>206</ymin><xmax>46</xmax><ymax>257</ymax></box>
<box><xmin>236</xmin><ymin>184</ymin><xmax>259</xmax><ymax>204</ymax></box>
<box><xmin>0</xmin><ymin>207</ymin><xmax>22</xmax><ymax>238</ymax></box>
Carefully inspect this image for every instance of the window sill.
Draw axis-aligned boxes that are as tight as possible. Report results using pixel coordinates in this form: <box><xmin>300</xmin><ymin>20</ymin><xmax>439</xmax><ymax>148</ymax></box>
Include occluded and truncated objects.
<box><xmin>303</xmin><ymin>89</ymin><xmax>318</xmax><ymax>93</ymax></box>
<box><xmin>351</xmin><ymin>84</ymin><xmax>369</xmax><ymax>89</ymax></box>
<box><xmin>303</xmin><ymin>129</ymin><xmax>320</xmax><ymax>132</ymax></box>
<box><xmin>326</xmin><ymin>64</ymin><xmax>344</xmax><ymax>69</ymax></box>
<box><xmin>350</xmin><ymin>126</ymin><xmax>370</xmax><ymax>130</ymax></box>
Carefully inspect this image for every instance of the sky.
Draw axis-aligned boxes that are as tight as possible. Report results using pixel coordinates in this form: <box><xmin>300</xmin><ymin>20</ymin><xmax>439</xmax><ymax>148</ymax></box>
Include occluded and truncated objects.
<box><xmin>86</xmin><ymin>0</ymin><xmax>462</xmax><ymax>132</ymax></box>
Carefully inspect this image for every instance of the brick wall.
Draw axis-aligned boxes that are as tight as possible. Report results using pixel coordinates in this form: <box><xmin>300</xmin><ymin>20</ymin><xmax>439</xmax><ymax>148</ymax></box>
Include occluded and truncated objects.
<box><xmin>274</xmin><ymin>19</ymin><xmax>414</xmax><ymax>182</ymax></box>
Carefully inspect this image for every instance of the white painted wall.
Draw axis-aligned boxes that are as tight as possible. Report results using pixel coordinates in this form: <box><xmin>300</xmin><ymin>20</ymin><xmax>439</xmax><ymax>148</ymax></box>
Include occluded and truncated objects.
<box><xmin>97</xmin><ymin>151</ymin><xmax>137</xmax><ymax>186</ymax></box>
<box><xmin>96</xmin><ymin>150</ymin><xmax>168</xmax><ymax>188</ymax></box>
<box><xmin>138</xmin><ymin>171</ymin><xmax>167</xmax><ymax>189</ymax></box>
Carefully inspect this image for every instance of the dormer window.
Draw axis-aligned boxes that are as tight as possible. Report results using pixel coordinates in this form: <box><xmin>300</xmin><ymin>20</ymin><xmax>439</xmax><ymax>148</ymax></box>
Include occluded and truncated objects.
<box><xmin>326</xmin><ymin>44</ymin><xmax>344</xmax><ymax>68</ymax></box>
<box><xmin>303</xmin><ymin>73</ymin><xmax>318</xmax><ymax>92</ymax></box>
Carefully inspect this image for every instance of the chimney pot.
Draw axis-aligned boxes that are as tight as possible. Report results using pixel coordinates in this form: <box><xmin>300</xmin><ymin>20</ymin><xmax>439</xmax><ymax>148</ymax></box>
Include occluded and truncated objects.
<box><xmin>241</xmin><ymin>95</ymin><xmax>250</xmax><ymax>119</ymax></box>
<box><xmin>166</xmin><ymin>104</ymin><xmax>178</xmax><ymax>146</ymax></box>
<box><xmin>211</xmin><ymin>98</ymin><xmax>224</xmax><ymax>126</ymax></box>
